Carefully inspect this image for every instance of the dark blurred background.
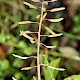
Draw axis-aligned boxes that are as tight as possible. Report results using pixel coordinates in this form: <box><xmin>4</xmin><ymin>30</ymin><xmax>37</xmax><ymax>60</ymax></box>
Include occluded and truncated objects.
<box><xmin>0</xmin><ymin>0</ymin><xmax>80</xmax><ymax>80</ymax></box>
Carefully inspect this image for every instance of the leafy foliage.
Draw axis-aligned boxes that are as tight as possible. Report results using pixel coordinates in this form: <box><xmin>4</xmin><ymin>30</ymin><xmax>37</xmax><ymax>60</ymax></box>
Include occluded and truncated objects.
<box><xmin>64</xmin><ymin>75</ymin><xmax>80</xmax><ymax>80</ymax></box>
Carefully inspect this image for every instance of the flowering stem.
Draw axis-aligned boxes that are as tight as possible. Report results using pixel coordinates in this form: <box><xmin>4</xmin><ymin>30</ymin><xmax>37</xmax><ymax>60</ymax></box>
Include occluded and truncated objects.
<box><xmin>37</xmin><ymin>0</ymin><xmax>44</xmax><ymax>80</ymax></box>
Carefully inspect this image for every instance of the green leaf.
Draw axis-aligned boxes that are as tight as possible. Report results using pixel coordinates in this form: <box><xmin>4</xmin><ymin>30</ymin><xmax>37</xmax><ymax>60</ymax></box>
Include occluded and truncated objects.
<box><xmin>13</xmin><ymin>58</ymin><xmax>23</xmax><ymax>68</ymax></box>
<box><xmin>42</xmin><ymin>55</ymin><xmax>61</xmax><ymax>80</ymax></box>
<box><xmin>42</xmin><ymin>56</ymin><xmax>52</xmax><ymax>80</ymax></box>
<box><xmin>42</xmin><ymin>55</ymin><xmax>53</xmax><ymax>80</ymax></box>
<box><xmin>0</xmin><ymin>78</ymin><xmax>4</xmax><ymax>80</ymax></box>
<box><xmin>14</xmin><ymin>72</ymin><xmax>27</xmax><ymax>80</ymax></box>
<box><xmin>73</xmin><ymin>15</ymin><xmax>80</xmax><ymax>22</ymax></box>
<box><xmin>0</xmin><ymin>30</ymin><xmax>6</xmax><ymax>43</ymax></box>
<box><xmin>64</xmin><ymin>74</ymin><xmax>80</xmax><ymax>80</ymax></box>
<box><xmin>14</xmin><ymin>72</ymin><xmax>23</xmax><ymax>79</ymax></box>
<box><xmin>18</xmin><ymin>41</ymin><xmax>27</xmax><ymax>48</ymax></box>
<box><xmin>0</xmin><ymin>60</ymin><xmax>10</xmax><ymax>71</ymax></box>
<box><xmin>50</xmin><ymin>58</ymin><xmax>61</xmax><ymax>78</ymax></box>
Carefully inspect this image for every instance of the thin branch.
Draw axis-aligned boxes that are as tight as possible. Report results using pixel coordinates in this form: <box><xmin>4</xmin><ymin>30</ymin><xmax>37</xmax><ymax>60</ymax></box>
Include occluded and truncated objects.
<box><xmin>12</xmin><ymin>54</ymin><xmax>37</xmax><ymax>59</ymax></box>
<box><xmin>44</xmin><ymin>0</ymin><xmax>57</xmax><ymax>3</ymax></box>
<box><xmin>40</xmin><ymin>33</ymin><xmax>63</xmax><ymax>37</ymax></box>
<box><xmin>21</xmin><ymin>66</ymin><xmax>37</xmax><ymax>70</ymax></box>
<box><xmin>40</xmin><ymin>43</ymin><xmax>56</xmax><ymax>48</ymax></box>
<box><xmin>41</xmin><ymin>64</ymin><xmax>65</xmax><ymax>71</ymax></box>
<box><xmin>20</xmin><ymin>30</ymin><xmax>38</xmax><ymax>34</ymax></box>
<box><xmin>12</xmin><ymin>77</ymin><xmax>17</xmax><ymax>80</ymax></box>
<box><xmin>46</xmin><ymin>7</ymin><xmax>65</xmax><ymax>12</ymax></box>
<box><xmin>18</xmin><ymin>21</ymin><xmax>38</xmax><ymax>24</ymax></box>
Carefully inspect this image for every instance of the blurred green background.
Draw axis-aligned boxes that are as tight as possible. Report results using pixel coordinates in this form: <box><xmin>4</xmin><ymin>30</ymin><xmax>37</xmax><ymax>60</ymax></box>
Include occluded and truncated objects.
<box><xmin>0</xmin><ymin>0</ymin><xmax>80</xmax><ymax>80</ymax></box>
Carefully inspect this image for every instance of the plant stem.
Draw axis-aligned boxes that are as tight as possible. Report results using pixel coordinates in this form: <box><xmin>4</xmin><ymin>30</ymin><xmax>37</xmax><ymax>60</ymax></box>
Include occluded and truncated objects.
<box><xmin>37</xmin><ymin>1</ymin><xmax>44</xmax><ymax>80</ymax></box>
